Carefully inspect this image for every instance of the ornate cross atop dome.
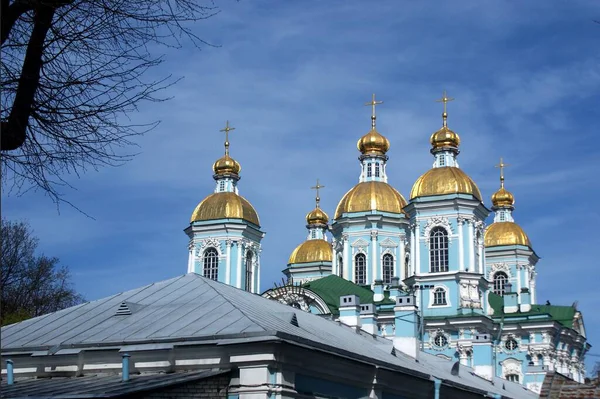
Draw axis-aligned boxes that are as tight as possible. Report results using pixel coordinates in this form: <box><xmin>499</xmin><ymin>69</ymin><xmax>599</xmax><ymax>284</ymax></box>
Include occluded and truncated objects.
<box><xmin>365</xmin><ymin>93</ymin><xmax>383</xmax><ymax>129</ymax></box>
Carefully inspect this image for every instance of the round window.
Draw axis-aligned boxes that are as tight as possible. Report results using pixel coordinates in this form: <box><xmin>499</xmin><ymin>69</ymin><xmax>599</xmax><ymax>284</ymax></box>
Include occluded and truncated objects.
<box><xmin>505</xmin><ymin>338</ymin><xmax>518</xmax><ymax>351</ymax></box>
<box><xmin>434</xmin><ymin>333</ymin><xmax>448</xmax><ymax>348</ymax></box>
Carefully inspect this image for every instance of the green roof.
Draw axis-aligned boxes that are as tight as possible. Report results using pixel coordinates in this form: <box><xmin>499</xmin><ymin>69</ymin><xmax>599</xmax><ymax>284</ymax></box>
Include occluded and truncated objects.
<box><xmin>302</xmin><ymin>275</ymin><xmax>375</xmax><ymax>315</ymax></box>
<box><xmin>488</xmin><ymin>292</ymin><xmax>575</xmax><ymax>328</ymax></box>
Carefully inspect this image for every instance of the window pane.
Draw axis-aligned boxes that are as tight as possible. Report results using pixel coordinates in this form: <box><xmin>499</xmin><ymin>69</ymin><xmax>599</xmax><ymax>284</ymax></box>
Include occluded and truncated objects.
<box><xmin>203</xmin><ymin>247</ymin><xmax>219</xmax><ymax>281</ymax></box>
<box><xmin>430</xmin><ymin>227</ymin><xmax>449</xmax><ymax>273</ymax></box>
<box><xmin>493</xmin><ymin>272</ymin><xmax>508</xmax><ymax>296</ymax></box>
<box><xmin>355</xmin><ymin>254</ymin><xmax>366</xmax><ymax>285</ymax></box>
<box><xmin>245</xmin><ymin>252</ymin><xmax>253</xmax><ymax>291</ymax></box>
<box><xmin>382</xmin><ymin>254</ymin><xmax>393</xmax><ymax>284</ymax></box>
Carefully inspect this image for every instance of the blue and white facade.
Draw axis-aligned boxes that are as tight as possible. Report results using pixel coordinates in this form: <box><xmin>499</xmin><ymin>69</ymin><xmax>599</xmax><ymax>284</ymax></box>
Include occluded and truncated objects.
<box><xmin>185</xmin><ymin>126</ymin><xmax>265</xmax><ymax>293</ymax></box>
<box><xmin>188</xmin><ymin>105</ymin><xmax>589</xmax><ymax>395</ymax></box>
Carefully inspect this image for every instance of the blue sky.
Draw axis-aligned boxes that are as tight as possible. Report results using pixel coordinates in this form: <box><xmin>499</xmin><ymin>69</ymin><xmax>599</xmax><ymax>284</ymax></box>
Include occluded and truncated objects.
<box><xmin>3</xmin><ymin>1</ymin><xmax>600</xmax><ymax>371</ymax></box>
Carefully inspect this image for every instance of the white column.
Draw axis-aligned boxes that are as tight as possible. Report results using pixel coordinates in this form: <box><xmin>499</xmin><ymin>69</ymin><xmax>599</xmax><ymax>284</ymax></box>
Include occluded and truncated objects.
<box><xmin>257</xmin><ymin>248</ymin><xmax>262</xmax><ymax>293</ymax></box>
<box><xmin>371</xmin><ymin>231</ymin><xmax>378</xmax><ymax>283</ymax></box>
<box><xmin>251</xmin><ymin>259</ymin><xmax>257</xmax><ymax>294</ymax></box>
<box><xmin>478</xmin><ymin>243</ymin><xmax>483</xmax><ymax>274</ymax></box>
<box><xmin>236</xmin><ymin>242</ymin><xmax>243</xmax><ymax>289</ymax></box>
<box><xmin>415</xmin><ymin>223</ymin><xmax>421</xmax><ymax>275</ymax></box>
<box><xmin>530</xmin><ymin>271</ymin><xmax>537</xmax><ymax>304</ymax></box>
<box><xmin>225</xmin><ymin>240</ymin><xmax>232</xmax><ymax>285</ymax></box>
<box><xmin>343</xmin><ymin>235</ymin><xmax>350</xmax><ymax>280</ymax></box>
<box><xmin>399</xmin><ymin>239</ymin><xmax>405</xmax><ymax>279</ymax></box>
<box><xmin>410</xmin><ymin>226</ymin><xmax>416</xmax><ymax>276</ymax></box>
<box><xmin>468</xmin><ymin>221</ymin><xmax>474</xmax><ymax>272</ymax></box>
<box><xmin>187</xmin><ymin>241</ymin><xmax>194</xmax><ymax>273</ymax></box>
<box><xmin>331</xmin><ymin>238</ymin><xmax>338</xmax><ymax>275</ymax></box>
<box><xmin>458</xmin><ymin>220</ymin><xmax>464</xmax><ymax>271</ymax></box>
<box><xmin>517</xmin><ymin>265</ymin><xmax>522</xmax><ymax>304</ymax></box>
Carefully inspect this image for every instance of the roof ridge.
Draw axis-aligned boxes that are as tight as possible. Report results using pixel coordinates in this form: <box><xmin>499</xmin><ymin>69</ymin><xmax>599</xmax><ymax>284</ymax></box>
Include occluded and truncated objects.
<box><xmin>199</xmin><ymin>276</ymin><xmax>268</xmax><ymax>333</ymax></box>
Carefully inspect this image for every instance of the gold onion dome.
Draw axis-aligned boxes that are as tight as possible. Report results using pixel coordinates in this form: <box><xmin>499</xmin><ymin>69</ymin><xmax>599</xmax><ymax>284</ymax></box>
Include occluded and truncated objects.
<box><xmin>357</xmin><ymin>129</ymin><xmax>390</xmax><ymax>155</ymax></box>
<box><xmin>410</xmin><ymin>167</ymin><xmax>482</xmax><ymax>200</ymax></box>
<box><xmin>491</xmin><ymin>186</ymin><xmax>515</xmax><ymax>208</ymax></box>
<box><xmin>190</xmin><ymin>192</ymin><xmax>260</xmax><ymax>226</ymax></box>
<box><xmin>213</xmin><ymin>154</ymin><xmax>241</xmax><ymax>175</ymax></box>
<box><xmin>306</xmin><ymin>207</ymin><xmax>329</xmax><ymax>225</ymax></box>
<box><xmin>431</xmin><ymin>90</ymin><xmax>460</xmax><ymax>151</ymax></box>
<box><xmin>288</xmin><ymin>239</ymin><xmax>332</xmax><ymax>265</ymax></box>
<box><xmin>335</xmin><ymin>181</ymin><xmax>407</xmax><ymax>219</ymax></box>
<box><xmin>430</xmin><ymin>126</ymin><xmax>460</xmax><ymax>150</ymax></box>
<box><xmin>484</xmin><ymin>222</ymin><xmax>531</xmax><ymax>248</ymax></box>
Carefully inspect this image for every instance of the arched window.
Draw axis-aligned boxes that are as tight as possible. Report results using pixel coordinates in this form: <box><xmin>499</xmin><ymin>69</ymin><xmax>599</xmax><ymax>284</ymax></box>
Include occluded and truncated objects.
<box><xmin>382</xmin><ymin>254</ymin><xmax>394</xmax><ymax>284</ymax></box>
<box><xmin>429</xmin><ymin>227</ymin><xmax>449</xmax><ymax>273</ymax></box>
<box><xmin>219</xmin><ymin>181</ymin><xmax>225</xmax><ymax>192</ymax></box>
<box><xmin>493</xmin><ymin>272</ymin><xmax>508</xmax><ymax>296</ymax></box>
<box><xmin>506</xmin><ymin>374</ymin><xmax>519</xmax><ymax>383</ymax></box>
<box><xmin>355</xmin><ymin>253</ymin><xmax>366</xmax><ymax>285</ymax></box>
<box><xmin>367</xmin><ymin>163</ymin><xmax>372</xmax><ymax>177</ymax></box>
<box><xmin>433</xmin><ymin>287</ymin><xmax>447</xmax><ymax>306</ymax></box>
<box><xmin>338</xmin><ymin>256</ymin><xmax>344</xmax><ymax>278</ymax></box>
<box><xmin>203</xmin><ymin>247</ymin><xmax>219</xmax><ymax>281</ymax></box>
<box><xmin>375</xmin><ymin>163</ymin><xmax>380</xmax><ymax>177</ymax></box>
<box><xmin>245</xmin><ymin>251</ymin><xmax>253</xmax><ymax>292</ymax></box>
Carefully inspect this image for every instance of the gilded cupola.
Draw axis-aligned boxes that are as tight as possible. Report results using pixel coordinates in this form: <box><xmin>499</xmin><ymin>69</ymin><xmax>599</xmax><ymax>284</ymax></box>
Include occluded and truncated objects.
<box><xmin>190</xmin><ymin>121</ymin><xmax>260</xmax><ymax>226</ymax></box>
<box><xmin>213</xmin><ymin>121</ymin><xmax>241</xmax><ymax>176</ymax></box>
<box><xmin>335</xmin><ymin>94</ymin><xmax>408</xmax><ymax>219</ymax></box>
<box><xmin>430</xmin><ymin>91</ymin><xmax>460</xmax><ymax>153</ymax></box>
<box><xmin>288</xmin><ymin>180</ymin><xmax>332</xmax><ymax>266</ymax></box>
<box><xmin>357</xmin><ymin>94</ymin><xmax>390</xmax><ymax>156</ymax></box>
<box><xmin>484</xmin><ymin>158</ymin><xmax>532</xmax><ymax>248</ymax></box>
<box><xmin>306</xmin><ymin>179</ymin><xmax>329</xmax><ymax>225</ymax></box>
<box><xmin>410</xmin><ymin>91</ymin><xmax>482</xmax><ymax>201</ymax></box>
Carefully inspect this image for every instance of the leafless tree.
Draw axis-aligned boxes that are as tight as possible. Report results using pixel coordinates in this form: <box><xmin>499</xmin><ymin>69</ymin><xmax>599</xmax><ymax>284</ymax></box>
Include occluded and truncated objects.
<box><xmin>1</xmin><ymin>218</ymin><xmax>84</xmax><ymax>325</ymax></box>
<box><xmin>1</xmin><ymin>0</ymin><xmax>218</xmax><ymax>205</ymax></box>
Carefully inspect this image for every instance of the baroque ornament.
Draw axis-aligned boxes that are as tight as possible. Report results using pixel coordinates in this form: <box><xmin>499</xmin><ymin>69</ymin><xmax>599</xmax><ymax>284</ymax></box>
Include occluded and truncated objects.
<box><xmin>423</xmin><ymin>216</ymin><xmax>453</xmax><ymax>237</ymax></box>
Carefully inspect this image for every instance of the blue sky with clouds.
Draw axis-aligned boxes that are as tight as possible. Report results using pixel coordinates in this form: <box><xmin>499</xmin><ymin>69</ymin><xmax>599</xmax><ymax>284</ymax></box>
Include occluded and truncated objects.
<box><xmin>3</xmin><ymin>0</ymin><xmax>600</xmax><ymax>370</ymax></box>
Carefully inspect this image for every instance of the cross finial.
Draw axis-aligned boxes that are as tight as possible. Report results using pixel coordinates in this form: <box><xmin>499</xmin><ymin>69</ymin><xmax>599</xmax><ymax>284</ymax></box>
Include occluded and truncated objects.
<box><xmin>310</xmin><ymin>179</ymin><xmax>325</xmax><ymax>208</ymax></box>
<box><xmin>435</xmin><ymin>90</ymin><xmax>454</xmax><ymax>127</ymax></box>
<box><xmin>495</xmin><ymin>157</ymin><xmax>510</xmax><ymax>188</ymax></box>
<box><xmin>219</xmin><ymin>121</ymin><xmax>236</xmax><ymax>155</ymax></box>
<box><xmin>365</xmin><ymin>93</ymin><xmax>383</xmax><ymax>129</ymax></box>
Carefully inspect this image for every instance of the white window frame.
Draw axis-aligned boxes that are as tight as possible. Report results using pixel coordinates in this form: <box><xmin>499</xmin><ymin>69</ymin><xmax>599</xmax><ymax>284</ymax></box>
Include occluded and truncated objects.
<box><xmin>428</xmin><ymin>284</ymin><xmax>452</xmax><ymax>308</ymax></box>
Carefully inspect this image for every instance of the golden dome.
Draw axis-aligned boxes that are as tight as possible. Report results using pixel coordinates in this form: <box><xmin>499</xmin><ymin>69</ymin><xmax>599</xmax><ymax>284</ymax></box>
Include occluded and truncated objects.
<box><xmin>190</xmin><ymin>192</ymin><xmax>260</xmax><ymax>226</ymax></box>
<box><xmin>410</xmin><ymin>167</ymin><xmax>482</xmax><ymax>201</ymax></box>
<box><xmin>484</xmin><ymin>222</ymin><xmax>531</xmax><ymax>248</ymax></box>
<box><xmin>288</xmin><ymin>239</ymin><xmax>332</xmax><ymax>265</ymax></box>
<box><xmin>491</xmin><ymin>186</ymin><xmax>515</xmax><ymax>208</ymax></box>
<box><xmin>213</xmin><ymin>154</ymin><xmax>241</xmax><ymax>175</ymax></box>
<box><xmin>306</xmin><ymin>207</ymin><xmax>329</xmax><ymax>225</ymax></box>
<box><xmin>430</xmin><ymin>126</ymin><xmax>460</xmax><ymax>150</ymax></box>
<box><xmin>335</xmin><ymin>181</ymin><xmax>407</xmax><ymax>219</ymax></box>
<box><xmin>357</xmin><ymin>129</ymin><xmax>390</xmax><ymax>155</ymax></box>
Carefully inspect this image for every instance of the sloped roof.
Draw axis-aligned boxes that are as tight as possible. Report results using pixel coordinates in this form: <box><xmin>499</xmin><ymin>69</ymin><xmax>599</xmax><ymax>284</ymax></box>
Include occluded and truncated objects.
<box><xmin>488</xmin><ymin>292</ymin><xmax>576</xmax><ymax>328</ymax></box>
<box><xmin>301</xmin><ymin>275</ymin><xmax>393</xmax><ymax>315</ymax></box>
<box><xmin>1</xmin><ymin>274</ymin><xmax>535</xmax><ymax>398</ymax></box>
<box><xmin>0</xmin><ymin>369</ymin><xmax>228</xmax><ymax>398</ymax></box>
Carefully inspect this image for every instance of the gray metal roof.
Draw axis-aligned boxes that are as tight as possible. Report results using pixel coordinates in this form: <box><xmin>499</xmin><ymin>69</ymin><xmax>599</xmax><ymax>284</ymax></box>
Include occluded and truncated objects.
<box><xmin>0</xmin><ymin>369</ymin><xmax>228</xmax><ymax>398</ymax></box>
<box><xmin>1</xmin><ymin>273</ymin><xmax>536</xmax><ymax>398</ymax></box>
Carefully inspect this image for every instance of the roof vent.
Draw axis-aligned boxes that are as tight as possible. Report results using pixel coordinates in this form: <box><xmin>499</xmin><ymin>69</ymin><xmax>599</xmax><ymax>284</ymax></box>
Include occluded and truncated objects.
<box><xmin>390</xmin><ymin>347</ymin><xmax>397</xmax><ymax>357</ymax></box>
<box><xmin>290</xmin><ymin>313</ymin><xmax>299</xmax><ymax>327</ymax></box>
<box><xmin>115</xmin><ymin>302</ymin><xmax>132</xmax><ymax>316</ymax></box>
<box><xmin>451</xmin><ymin>361</ymin><xmax>460</xmax><ymax>376</ymax></box>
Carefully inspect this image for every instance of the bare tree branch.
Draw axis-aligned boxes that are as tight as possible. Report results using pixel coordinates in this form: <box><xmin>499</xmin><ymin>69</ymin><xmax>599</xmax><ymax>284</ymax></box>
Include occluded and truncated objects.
<box><xmin>1</xmin><ymin>0</ymin><xmax>219</xmax><ymax>207</ymax></box>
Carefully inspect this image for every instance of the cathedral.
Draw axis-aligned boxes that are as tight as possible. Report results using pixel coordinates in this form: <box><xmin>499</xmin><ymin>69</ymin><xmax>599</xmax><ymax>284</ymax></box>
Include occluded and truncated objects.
<box><xmin>186</xmin><ymin>93</ymin><xmax>589</xmax><ymax>395</ymax></box>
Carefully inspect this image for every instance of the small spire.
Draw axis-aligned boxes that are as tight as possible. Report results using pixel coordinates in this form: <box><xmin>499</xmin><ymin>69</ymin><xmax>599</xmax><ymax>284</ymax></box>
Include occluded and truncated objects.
<box><xmin>435</xmin><ymin>90</ymin><xmax>454</xmax><ymax>128</ymax></box>
<box><xmin>495</xmin><ymin>157</ymin><xmax>510</xmax><ymax>188</ymax></box>
<box><xmin>310</xmin><ymin>178</ymin><xmax>325</xmax><ymax>208</ymax></box>
<box><xmin>365</xmin><ymin>93</ymin><xmax>383</xmax><ymax>130</ymax></box>
<box><xmin>219</xmin><ymin>120</ymin><xmax>236</xmax><ymax>156</ymax></box>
